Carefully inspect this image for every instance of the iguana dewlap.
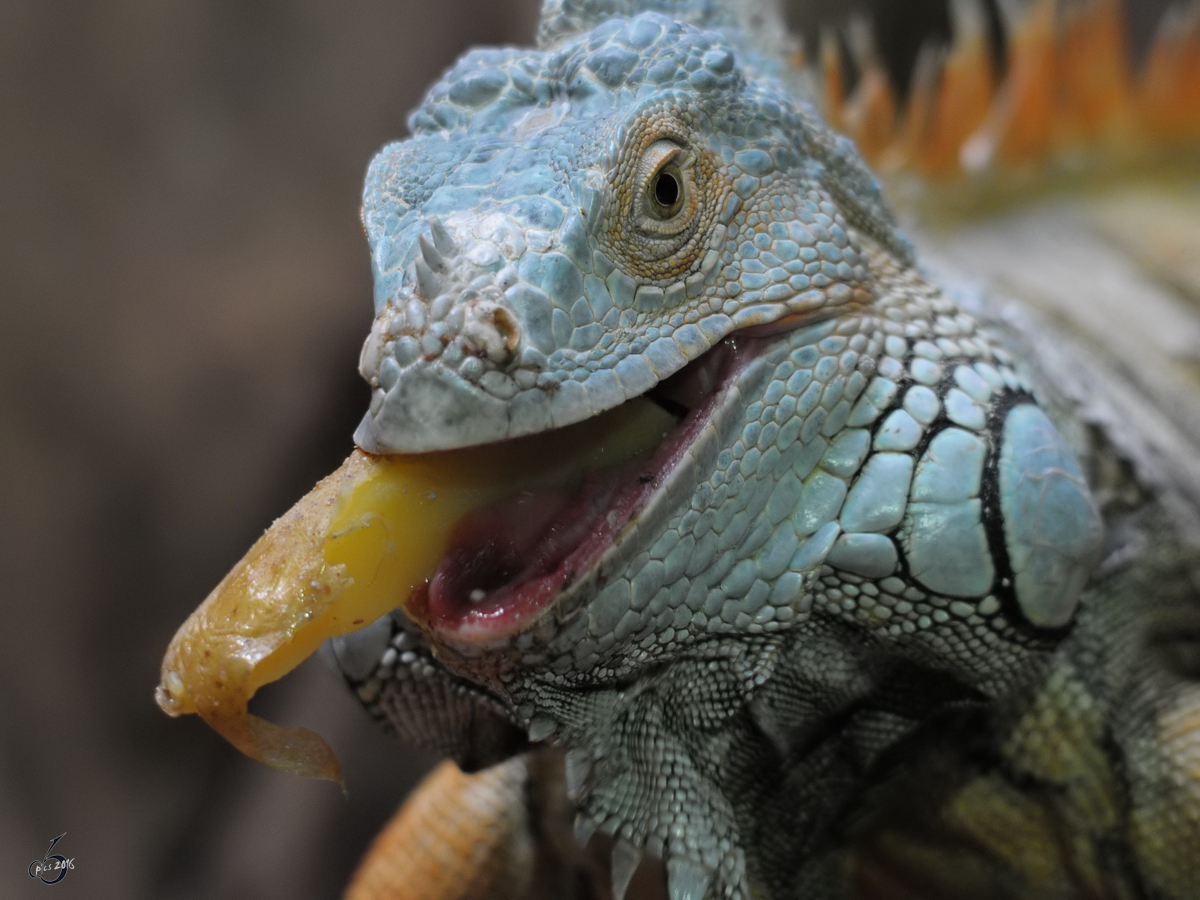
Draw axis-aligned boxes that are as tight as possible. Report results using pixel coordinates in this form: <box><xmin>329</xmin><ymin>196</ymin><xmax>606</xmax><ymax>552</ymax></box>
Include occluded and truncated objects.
<box><xmin>157</xmin><ymin>1</ymin><xmax>1200</xmax><ymax>898</ymax></box>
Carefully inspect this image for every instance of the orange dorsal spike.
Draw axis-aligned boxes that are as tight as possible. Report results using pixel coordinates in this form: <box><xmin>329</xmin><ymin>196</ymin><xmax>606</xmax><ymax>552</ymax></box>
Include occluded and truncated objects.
<box><xmin>821</xmin><ymin>0</ymin><xmax>1199</xmax><ymax>180</ymax></box>
<box><xmin>885</xmin><ymin>42</ymin><xmax>944</xmax><ymax>173</ymax></box>
<box><xmin>846</xmin><ymin>66</ymin><xmax>899</xmax><ymax>164</ymax></box>
<box><xmin>1140</xmin><ymin>3</ymin><xmax>1200</xmax><ymax>143</ymax></box>
<box><xmin>917</xmin><ymin>0</ymin><xmax>997</xmax><ymax>176</ymax></box>
<box><xmin>1054</xmin><ymin>0</ymin><xmax>1137</xmax><ymax>150</ymax></box>
<box><xmin>963</xmin><ymin>0</ymin><xmax>1059</xmax><ymax>170</ymax></box>
<box><xmin>840</xmin><ymin>19</ymin><xmax>898</xmax><ymax>164</ymax></box>
<box><xmin>821</xmin><ymin>29</ymin><xmax>849</xmax><ymax>134</ymax></box>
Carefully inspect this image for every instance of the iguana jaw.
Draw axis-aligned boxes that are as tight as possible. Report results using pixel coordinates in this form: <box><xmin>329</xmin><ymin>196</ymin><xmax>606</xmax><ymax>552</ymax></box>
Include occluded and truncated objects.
<box><xmin>404</xmin><ymin>330</ymin><xmax>768</xmax><ymax>647</ymax></box>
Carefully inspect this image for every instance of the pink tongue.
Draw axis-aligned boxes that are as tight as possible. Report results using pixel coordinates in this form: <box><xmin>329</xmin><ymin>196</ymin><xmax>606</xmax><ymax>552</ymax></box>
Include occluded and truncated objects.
<box><xmin>426</xmin><ymin>469</ymin><xmax>627</xmax><ymax>624</ymax></box>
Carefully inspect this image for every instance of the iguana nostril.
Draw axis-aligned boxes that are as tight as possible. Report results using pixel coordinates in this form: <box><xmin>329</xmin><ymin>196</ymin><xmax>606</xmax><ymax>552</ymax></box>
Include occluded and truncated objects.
<box><xmin>459</xmin><ymin>299</ymin><xmax>521</xmax><ymax>365</ymax></box>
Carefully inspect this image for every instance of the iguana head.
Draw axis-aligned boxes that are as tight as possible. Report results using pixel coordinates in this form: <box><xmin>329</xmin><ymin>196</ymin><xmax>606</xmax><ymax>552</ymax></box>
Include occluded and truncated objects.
<box><xmin>354</xmin><ymin>11</ymin><xmax>910</xmax><ymax>458</ymax></box>
<box><xmin>344</xmin><ymin>7</ymin><xmax>920</xmax><ymax>714</ymax></box>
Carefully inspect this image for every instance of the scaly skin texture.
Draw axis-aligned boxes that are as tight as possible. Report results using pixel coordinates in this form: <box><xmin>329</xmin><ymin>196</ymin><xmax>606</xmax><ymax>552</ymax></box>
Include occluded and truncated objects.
<box><xmin>330</xmin><ymin>1</ymin><xmax>1200</xmax><ymax>897</ymax></box>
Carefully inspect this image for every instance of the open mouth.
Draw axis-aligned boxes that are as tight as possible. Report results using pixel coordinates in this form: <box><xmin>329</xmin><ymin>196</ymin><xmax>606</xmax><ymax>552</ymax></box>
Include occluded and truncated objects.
<box><xmin>412</xmin><ymin>331</ymin><xmax>767</xmax><ymax>641</ymax></box>
<box><xmin>155</xmin><ymin>325</ymin><xmax>772</xmax><ymax>782</ymax></box>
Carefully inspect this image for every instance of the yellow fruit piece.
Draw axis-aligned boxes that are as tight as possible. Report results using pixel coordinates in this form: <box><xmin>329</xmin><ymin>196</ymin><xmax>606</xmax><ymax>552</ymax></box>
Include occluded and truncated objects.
<box><xmin>155</xmin><ymin>398</ymin><xmax>676</xmax><ymax>782</ymax></box>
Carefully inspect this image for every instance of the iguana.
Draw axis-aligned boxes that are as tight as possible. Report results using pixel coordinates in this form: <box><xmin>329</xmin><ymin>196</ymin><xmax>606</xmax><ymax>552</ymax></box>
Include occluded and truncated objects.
<box><xmin>156</xmin><ymin>0</ymin><xmax>1200</xmax><ymax>897</ymax></box>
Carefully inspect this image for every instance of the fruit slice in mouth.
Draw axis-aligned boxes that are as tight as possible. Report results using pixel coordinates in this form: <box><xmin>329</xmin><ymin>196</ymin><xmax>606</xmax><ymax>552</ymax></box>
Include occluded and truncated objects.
<box><xmin>155</xmin><ymin>398</ymin><xmax>676</xmax><ymax>781</ymax></box>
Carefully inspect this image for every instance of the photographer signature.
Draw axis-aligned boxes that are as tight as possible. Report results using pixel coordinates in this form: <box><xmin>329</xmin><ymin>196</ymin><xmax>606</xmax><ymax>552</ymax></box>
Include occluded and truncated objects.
<box><xmin>29</xmin><ymin>833</ymin><xmax>74</xmax><ymax>885</ymax></box>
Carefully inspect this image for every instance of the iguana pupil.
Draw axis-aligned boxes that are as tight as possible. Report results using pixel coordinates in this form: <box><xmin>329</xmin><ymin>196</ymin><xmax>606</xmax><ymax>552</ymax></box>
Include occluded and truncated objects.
<box><xmin>652</xmin><ymin>169</ymin><xmax>680</xmax><ymax>212</ymax></box>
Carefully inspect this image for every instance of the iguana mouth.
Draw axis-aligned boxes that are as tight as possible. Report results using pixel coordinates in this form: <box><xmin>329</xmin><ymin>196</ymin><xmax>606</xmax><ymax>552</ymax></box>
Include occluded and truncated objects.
<box><xmin>412</xmin><ymin>332</ymin><xmax>764</xmax><ymax>642</ymax></box>
<box><xmin>155</xmin><ymin>325</ymin><xmax>769</xmax><ymax>781</ymax></box>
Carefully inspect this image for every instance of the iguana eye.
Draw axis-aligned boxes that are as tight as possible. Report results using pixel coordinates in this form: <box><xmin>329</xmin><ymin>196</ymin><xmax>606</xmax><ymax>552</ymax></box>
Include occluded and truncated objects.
<box><xmin>648</xmin><ymin>165</ymin><xmax>683</xmax><ymax>218</ymax></box>
<box><xmin>602</xmin><ymin>131</ymin><xmax>713</xmax><ymax>278</ymax></box>
<box><xmin>635</xmin><ymin>139</ymin><xmax>695</xmax><ymax>236</ymax></box>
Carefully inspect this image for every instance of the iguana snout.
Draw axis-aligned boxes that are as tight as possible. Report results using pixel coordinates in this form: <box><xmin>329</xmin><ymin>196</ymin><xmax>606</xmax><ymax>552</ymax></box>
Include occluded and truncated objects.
<box><xmin>356</xmin><ymin>212</ymin><xmax>534</xmax><ymax>452</ymax></box>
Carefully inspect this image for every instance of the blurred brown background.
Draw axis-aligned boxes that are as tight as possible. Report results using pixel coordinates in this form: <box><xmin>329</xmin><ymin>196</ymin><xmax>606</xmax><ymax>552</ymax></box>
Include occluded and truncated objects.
<box><xmin>0</xmin><ymin>1</ymin><xmax>1173</xmax><ymax>898</ymax></box>
<box><xmin>0</xmin><ymin>3</ymin><xmax>542</xmax><ymax>898</ymax></box>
